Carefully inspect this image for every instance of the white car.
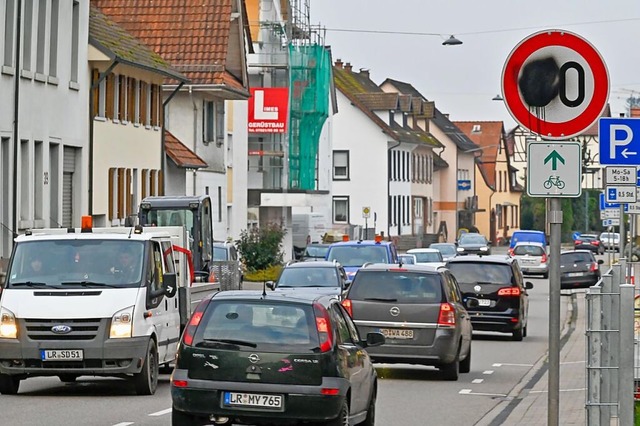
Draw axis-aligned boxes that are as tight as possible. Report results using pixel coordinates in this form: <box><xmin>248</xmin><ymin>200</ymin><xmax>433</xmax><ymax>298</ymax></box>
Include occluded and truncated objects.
<box><xmin>510</xmin><ymin>242</ymin><xmax>549</xmax><ymax>279</ymax></box>
<box><xmin>406</xmin><ymin>248</ymin><xmax>445</xmax><ymax>267</ymax></box>
<box><xmin>599</xmin><ymin>232</ymin><xmax>620</xmax><ymax>252</ymax></box>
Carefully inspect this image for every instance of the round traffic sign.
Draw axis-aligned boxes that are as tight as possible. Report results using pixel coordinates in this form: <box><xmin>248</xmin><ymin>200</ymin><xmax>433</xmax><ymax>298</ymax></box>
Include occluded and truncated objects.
<box><xmin>501</xmin><ymin>30</ymin><xmax>609</xmax><ymax>140</ymax></box>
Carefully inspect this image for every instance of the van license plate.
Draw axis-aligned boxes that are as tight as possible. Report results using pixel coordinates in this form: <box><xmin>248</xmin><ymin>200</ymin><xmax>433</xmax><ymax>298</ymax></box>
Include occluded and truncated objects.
<box><xmin>224</xmin><ymin>392</ymin><xmax>284</xmax><ymax>409</ymax></box>
<box><xmin>478</xmin><ymin>299</ymin><xmax>491</xmax><ymax>306</ymax></box>
<box><xmin>380</xmin><ymin>329</ymin><xmax>414</xmax><ymax>339</ymax></box>
<box><xmin>41</xmin><ymin>349</ymin><xmax>83</xmax><ymax>361</ymax></box>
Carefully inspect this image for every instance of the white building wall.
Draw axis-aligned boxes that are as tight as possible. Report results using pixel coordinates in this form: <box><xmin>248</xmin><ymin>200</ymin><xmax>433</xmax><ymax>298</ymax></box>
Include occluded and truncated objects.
<box><xmin>228</xmin><ymin>98</ymin><xmax>249</xmax><ymax>240</ymax></box>
<box><xmin>333</xmin><ymin>91</ymin><xmax>389</xmax><ymax>236</ymax></box>
<box><xmin>429</xmin><ymin>124</ymin><xmax>459</xmax><ymax>242</ymax></box>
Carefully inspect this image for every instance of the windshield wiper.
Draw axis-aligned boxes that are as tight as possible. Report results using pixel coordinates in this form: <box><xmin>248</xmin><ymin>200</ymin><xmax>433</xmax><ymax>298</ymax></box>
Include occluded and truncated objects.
<box><xmin>10</xmin><ymin>281</ymin><xmax>50</xmax><ymax>288</ymax></box>
<box><xmin>199</xmin><ymin>338</ymin><xmax>257</xmax><ymax>348</ymax></box>
<box><xmin>364</xmin><ymin>297</ymin><xmax>398</xmax><ymax>302</ymax></box>
<box><xmin>61</xmin><ymin>281</ymin><xmax>120</xmax><ymax>288</ymax></box>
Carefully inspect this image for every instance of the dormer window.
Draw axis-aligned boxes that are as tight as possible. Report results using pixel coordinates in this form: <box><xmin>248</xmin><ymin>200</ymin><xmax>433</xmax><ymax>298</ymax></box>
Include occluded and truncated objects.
<box><xmin>472</xmin><ymin>124</ymin><xmax>481</xmax><ymax>133</ymax></box>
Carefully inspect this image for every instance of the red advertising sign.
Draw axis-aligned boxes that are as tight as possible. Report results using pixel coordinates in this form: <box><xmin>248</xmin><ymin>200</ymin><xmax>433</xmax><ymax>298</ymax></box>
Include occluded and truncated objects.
<box><xmin>248</xmin><ymin>88</ymin><xmax>289</xmax><ymax>133</ymax></box>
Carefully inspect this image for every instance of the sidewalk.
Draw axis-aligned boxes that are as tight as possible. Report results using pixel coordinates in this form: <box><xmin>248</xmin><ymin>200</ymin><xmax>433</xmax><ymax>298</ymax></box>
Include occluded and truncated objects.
<box><xmin>478</xmin><ymin>292</ymin><xmax>586</xmax><ymax>425</ymax></box>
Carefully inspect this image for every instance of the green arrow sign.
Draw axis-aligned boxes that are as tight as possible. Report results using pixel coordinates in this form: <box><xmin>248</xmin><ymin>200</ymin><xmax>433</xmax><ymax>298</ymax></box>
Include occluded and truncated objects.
<box><xmin>544</xmin><ymin>150</ymin><xmax>565</xmax><ymax>171</ymax></box>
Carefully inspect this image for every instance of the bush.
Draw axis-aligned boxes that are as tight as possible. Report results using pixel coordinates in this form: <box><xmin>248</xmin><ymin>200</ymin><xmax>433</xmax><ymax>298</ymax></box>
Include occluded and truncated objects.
<box><xmin>236</xmin><ymin>223</ymin><xmax>286</xmax><ymax>272</ymax></box>
<box><xmin>244</xmin><ymin>265</ymin><xmax>283</xmax><ymax>282</ymax></box>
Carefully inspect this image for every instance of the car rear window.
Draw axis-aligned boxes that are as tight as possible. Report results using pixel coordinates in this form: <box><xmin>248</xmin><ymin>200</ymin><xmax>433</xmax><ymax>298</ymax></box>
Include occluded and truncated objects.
<box><xmin>561</xmin><ymin>252</ymin><xmax>594</xmax><ymax>264</ymax></box>
<box><xmin>194</xmin><ymin>302</ymin><xmax>319</xmax><ymax>352</ymax></box>
<box><xmin>304</xmin><ymin>245</ymin><xmax>329</xmax><ymax>258</ymax></box>
<box><xmin>459</xmin><ymin>235</ymin><xmax>486</xmax><ymax>244</ymax></box>
<box><xmin>348</xmin><ymin>271</ymin><xmax>443</xmax><ymax>304</ymax></box>
<box><xmin>447</xmin><ymin>262</ymin><xmax>513</xmax><ymax>285</ymax></box>
<box><xmin>513</xmin><ymin>245</ymin><xmax>545</xmax><ymax>256</ymax></box>
<box><xmin>411</xmin><ymin>252</ymin><xmax>442</xmax><ymax>263</ymax></box>
<box><xmin>277</xmin><ymin>267</ymin><xmax>338</xmax><ymax>287</ymax></box>
<box><xmin>327</xmin><ymin>245</ymin><xmax>389</xmax><ymax>266</ymax></box>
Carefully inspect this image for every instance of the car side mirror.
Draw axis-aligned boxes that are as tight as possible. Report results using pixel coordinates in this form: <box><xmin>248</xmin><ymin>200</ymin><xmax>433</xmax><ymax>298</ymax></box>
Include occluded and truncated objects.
<box><xmin>597</xmin><ymin>259</ymin><xmax>604</xmax><ymax>265</ymax></box>
<box><xmin>362</xmin><ymin>332</ymin><xmax>385</xmax><ymax>348</ymax></box>
<box><xmin>344</xmin><ymin>280</ymin><xmax>352</xmax><ymax>289</ymax></box>
<box><xmin>164</xmin><ymin>273</ymin><xmax>177</xmax><ymax>298</ymax></box>
<box><xmin>266</xmin><ymin>281</ymin><xmax>275</xmax><ymax>290</ymax></box>
<box><xmin>525</xmin><ymin>282</ymin><xmax>534</xmax><ymax>290</ymax></box>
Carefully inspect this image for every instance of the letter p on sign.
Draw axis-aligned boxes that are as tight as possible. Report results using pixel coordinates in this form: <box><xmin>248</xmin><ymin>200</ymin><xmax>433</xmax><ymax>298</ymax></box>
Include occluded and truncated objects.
<box><xmin>610</xmin><ymin>124</ymin><xmax>633</xmax><ymax>159</ymax></box>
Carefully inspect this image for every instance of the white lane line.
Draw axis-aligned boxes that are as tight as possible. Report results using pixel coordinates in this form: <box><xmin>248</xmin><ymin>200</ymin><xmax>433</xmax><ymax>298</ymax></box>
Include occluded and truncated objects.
<box><xmin>529</xmin><ymin>388</ymin><xmax>586</xmax><ymax>394</ymax></box>
<box><xmin>483</xmin><ymin>370</ymin><xmax>494</xmax><ymax>375</ymax></box>
<box><xmin>492</xmin><ymin>363</ymin><xmax>533</xmax><ymax>367</ymax></box>
<box><xmin>459</xmin><ymin>389</ymin><xmax>472</xmax><ymax>394</ymax></box>
<box><xmin>112</xmin><ymin>423</ymin><xmax>134</xmax><ymax>426</ymax></box>
<box><xmin>561</xmin><ymin>360</ymin><xmax>585</xmax><ymax>365</ymax></box>
<box><xmin>472</xmin><ymin>378</ymin><xmax>484</xmax><ymax>384</ymax></box>
<box><xmin>149</xmin><ymin>408</ymin><xmax>172</xmax><ymax>417</ymax></box>
<box><xmin>458</xmin><ymin>389</ymin><xmax>507</xmax><ymax>397</ymax></box>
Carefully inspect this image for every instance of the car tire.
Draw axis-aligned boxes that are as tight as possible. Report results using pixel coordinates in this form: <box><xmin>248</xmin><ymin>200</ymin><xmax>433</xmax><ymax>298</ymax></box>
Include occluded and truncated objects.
<box><xmin>523</xmin><ymin>324</ymin><xmax>528</xmax><ymax>338</ymax></box>
<box><xmin>0</xmin><ymin>374</ymin><xmax>20</xmax><ymax>394</ymax></box>
<box><xmin>58</xmin><ymin>374</ymin><xmax>78</xmax><ymax>383</ymax></box>
<box><xmin>512</xmin><ymin>327</ymin><xmax>524</xmax><ymax>342</ymax></box>
<box><xmin>172</xmin><ymin>407</ymin><xmax>200</xmax><ymax>426</ymax></box>
<box><xmin>159</xmin><ymin>363</ymin><xmax>174</xmax><ymax>375</ymax></box>
<box><xmin>133</xmin><ymin>339</ymin><xmax>159</xmax><ymax>395</ymax></box>
<box><xmin>459</xmin><ymin>344</ymin><xmax>471</xmax><ymax>374</ymax></box>
<box><xmin>361</xmin><ymin>389</ymin><xmax>376</xmax><ymax>426</ymax></box>
<box><xmin>324</xmin><ymin>400</ymin><xmax>349</xmax><ymax>426</ymax></box>
<box><xmin>440</xmin><ymin>354</ymin><xmax>460</xmax><ymax>381</ymax></box>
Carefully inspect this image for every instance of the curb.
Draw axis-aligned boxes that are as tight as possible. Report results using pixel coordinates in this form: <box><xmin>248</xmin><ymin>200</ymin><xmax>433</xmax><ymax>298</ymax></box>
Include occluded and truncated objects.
<box><xmin>475</xmin><ymin>292</ymin><xmax>578</xmax><ymax>426</ymax></box>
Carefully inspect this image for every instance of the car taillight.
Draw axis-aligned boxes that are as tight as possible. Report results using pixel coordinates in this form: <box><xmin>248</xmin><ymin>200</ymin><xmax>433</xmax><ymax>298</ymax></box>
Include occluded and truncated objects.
<box><xmin>341</xmin><ymin>299</ymin><xmax>353</xmax><ymax>317</ymax></box>
<box><xmin>508</xmin><ymin>248</ymin><xmax>514</xmax><ymax>256</ymax></box>
<box><xmin>541</xmin><ymin>253</ymin><xmax>548</xmax><ymax>263</ymax></box>
<box><xmin>574</xmin><ymin>240</ymin><xmax>582</xmax><ymax>245</ymax></box>
<box><xmin>498</xmin><ymin>287</ymin><xmax>521</xmax><ymax>297</ymax></box>
<box><xmin>590</xmin><ymin>262</ymin><xmax>598</xmax><ymax>272</ymax></box>
<box><xmin>182</xmin><ymin>297</ymin><xmax>212</xmax><ymax>346</ymax></box>
<box><xmin>437</xmin><ymin>303</ymin><xmax>456</xmax><ymax>326</ymax></box>
<box><xmin>313</xmin><ymin>303</ymin><xmax>334</xmax><ymax>353</ymax></box>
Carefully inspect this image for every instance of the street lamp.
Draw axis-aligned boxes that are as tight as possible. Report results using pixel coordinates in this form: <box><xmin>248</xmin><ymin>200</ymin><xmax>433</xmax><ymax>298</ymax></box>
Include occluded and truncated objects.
<box><xmin>442</xmin><ymin>35</ymin><xmax>463</xmax><ymax>46</ymax></box>
<box><xmin>492</xmin><ymin>94</ymin><xmax>504</xmax><ymax>101</ymax></box>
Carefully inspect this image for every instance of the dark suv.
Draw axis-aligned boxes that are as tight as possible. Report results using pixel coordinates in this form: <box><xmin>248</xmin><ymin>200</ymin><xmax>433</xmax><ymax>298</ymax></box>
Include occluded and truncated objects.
<box><xmin>342</xmin><ymin>263</ymin><xmax>472</xmax><ymax>380</ymax></box>
<box><xmin>560</xmin><ymin>250</ymin><xmax>603</xmax><ymax>289</ymax></box>
<box><xmin>171</xmin><ymin>291</ymin><xmax>384</xmax><ymax>426</ymax></box>
<box><xmin>267</xmin><ymin>261</ymin><xmax>349</xmax><ymax>300</ymax></box>
<box><xmin>445</xmin><ymin>255</ymin><xmax>533</xmax><ymax>341</ymax></box>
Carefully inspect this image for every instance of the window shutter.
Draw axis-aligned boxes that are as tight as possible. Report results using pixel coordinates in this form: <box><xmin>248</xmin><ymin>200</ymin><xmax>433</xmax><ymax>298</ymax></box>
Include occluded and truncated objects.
<box><xmin>158</xmin><ymin>170</ymin><xmax>164</xmax><ymax>195</ymax></box>
<box><xmin>118</xmin><ymin>75</ymin><xmax>126</xmax><ymax>121</ymax></box>
<box><xmin>126</xmin><ymin>169</ymin><xmax>132</xmax><ymax>216</ymax></box>
<box><xmin>91</xmin><ymin>69</ymin><xmax>99</xmax><ymax>117</ymax></box>
<box><xmin>140</xmin><ymin>82</ymin><xmax>148</xmax><ymax>126</ymax></box>
<box><xmin>117</xmin><ymin>168</ymin><xmax>125</xmax><ymax>219</ymax></box>
<box><xmin>106</xmin><ymin>73</ymin><xmax>115</xmax><ymax>119</ymax></box>
<box><xmin>108</xmin><ymin>168</ymin><xmax>115</xmax><ymax>220</ymax></box>
<box><xmin>151</xmin><ymin>84</ymin><xmax>158</xmax><ymax>127</ymax></box>
<box><xmin>128</xmin><ymin>77</ymin><xmax>136</xmax><ymax>124</ymax></box>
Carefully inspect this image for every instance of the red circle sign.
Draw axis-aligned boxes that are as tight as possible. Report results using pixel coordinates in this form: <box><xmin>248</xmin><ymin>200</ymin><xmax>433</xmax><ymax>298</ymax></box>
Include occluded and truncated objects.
<box><xmin>501</xmin><ymin>30</ymin><xmax>609</xmax><ymax>139</ymax></box>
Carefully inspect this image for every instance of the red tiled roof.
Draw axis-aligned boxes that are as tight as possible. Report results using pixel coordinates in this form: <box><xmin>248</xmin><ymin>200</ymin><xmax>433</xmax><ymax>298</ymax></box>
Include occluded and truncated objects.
<box><xmin>454</xmin><ymin>121</ymin><xmax>505</xmax><ymax>188</ymax></box>
<box><xmin>165</xmin><ymin>131</ymin><xmax>207</xmax><ymax>169</ymax></box>
<box><xmin>92</xmin><ymin>1</ymin><xmax>234</xmax><ymax>86</ymax></box>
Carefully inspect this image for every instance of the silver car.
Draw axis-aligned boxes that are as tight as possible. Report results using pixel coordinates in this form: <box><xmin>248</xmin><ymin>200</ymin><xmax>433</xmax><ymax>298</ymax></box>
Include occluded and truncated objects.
<box><xmin>342</xmin><ymin>263</ymin><xmax>472</xmax><ymax>380</ymax></box>
<box><xmin>510</xmin><ymin>242</ymin><xmax>549</xmax><ymax>279</ymax></box>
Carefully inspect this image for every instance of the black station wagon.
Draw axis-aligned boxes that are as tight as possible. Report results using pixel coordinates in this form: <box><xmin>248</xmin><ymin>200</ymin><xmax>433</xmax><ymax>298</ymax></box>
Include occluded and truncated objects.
<box><xmin>171</xmin><ymin>291</ymin><xmax>384</xmax><ymax>426</ymax></box>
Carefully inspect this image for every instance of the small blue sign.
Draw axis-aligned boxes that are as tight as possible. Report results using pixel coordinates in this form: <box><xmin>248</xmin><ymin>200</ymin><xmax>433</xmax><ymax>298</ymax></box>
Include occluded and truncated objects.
<box><xmin>457</xmin><ymin>180</ymin><xmax>471</xmax><ymax>190</ymax></box>
<box><xmin>572</xmin><ymin>232</ymin><xmax>581</xmax><ymax>241</ymax></box>
<box><xmin>599</xmin><ymin>193</ymin><xmax>627</xmax><ymax>211</ymax></box>
<box><xmin>599</xmin><ymin>117</ymin><xmax>640</xmax><ymax>165</ymax></box>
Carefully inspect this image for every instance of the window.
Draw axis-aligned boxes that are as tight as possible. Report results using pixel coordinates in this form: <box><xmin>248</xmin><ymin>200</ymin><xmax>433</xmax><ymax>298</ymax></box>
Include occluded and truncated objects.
<box><xmin>35</xmin><ymin>0</ymin><xmax>46</xmax><ymax>75</ymax></box>
<box><xmin>414</xmin><ymin>197</ymin><xmax>423</xmax><ymax>219</ymax></box>
<box><xmin>4</xmin><ymin>0</ymin><xmax>15</xmax><ymax>67</ymax></box>
<box><xmin>204</xmin><ymin>101</ymin><xmax>214</xmax><ymax>142</ymax></box>
<box><xmin>22</xmin><ymin>0</ymin><xmax>33</xmax><ymax>72</ymax></box>
<box><xmin>333</xmin><ymin>197</ymin><xmax>349</xmax><ymax>223</ymax></box>
<box><xmin>48</xmin><ymin>0</ymin><xmax>58</xmax><ymax>78</ymax></box>
<box><xmin>70</xmin><ymin>1</ymin><xmax>79</xmax><ymax>83</ymax></box>
<box><xmin>333</xmin><ymin>151</ymin><xmax>349</xmax><ymax>180</ymax></box>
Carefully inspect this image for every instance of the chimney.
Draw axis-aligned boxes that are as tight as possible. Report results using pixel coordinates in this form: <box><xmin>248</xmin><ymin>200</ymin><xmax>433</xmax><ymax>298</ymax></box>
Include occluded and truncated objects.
<box><xmin>344</xmin><ymin>62</ymin><xmax>352</xmax><ymax>72</ymax></box>
<box><xmin>630</xmin><ymin>108</ymin><xmax>640</xmax><ymax>118</ymax></box>
<box><xmin>359</xmin><ymin>68</ymin><xmax>370</xmax><ymax>79</ymax></box>
<box><xmin>334</xmin><ymin>58</ymin><xmax>343</xmax><ymax>69</ymax></box>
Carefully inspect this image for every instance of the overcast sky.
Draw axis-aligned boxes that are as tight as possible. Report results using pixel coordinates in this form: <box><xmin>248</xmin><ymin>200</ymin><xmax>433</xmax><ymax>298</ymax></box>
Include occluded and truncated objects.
<box><xmin>311</xmin><ymin>0</ymin><xmax>640</xmax><ymax>130</ymax></box>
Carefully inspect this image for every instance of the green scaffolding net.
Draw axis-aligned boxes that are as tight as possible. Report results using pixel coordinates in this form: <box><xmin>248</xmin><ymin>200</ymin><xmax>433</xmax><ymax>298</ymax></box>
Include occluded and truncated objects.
<box><xmin>288</xmin><ymin>44</ymin><xmax>331</xmax><ymax>190</ymax></box>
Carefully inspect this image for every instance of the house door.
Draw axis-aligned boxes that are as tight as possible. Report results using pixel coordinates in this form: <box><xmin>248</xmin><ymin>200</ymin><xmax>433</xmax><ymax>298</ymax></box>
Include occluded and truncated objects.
<box><xmin>413</xmin><ymin>197</ymin><xmax>423</xmax><ymax>235</ymax></box>
<box><xmin>62</xmin><ymin>147</ymin><xmax>76</xmax><ymax>227</ymax></box>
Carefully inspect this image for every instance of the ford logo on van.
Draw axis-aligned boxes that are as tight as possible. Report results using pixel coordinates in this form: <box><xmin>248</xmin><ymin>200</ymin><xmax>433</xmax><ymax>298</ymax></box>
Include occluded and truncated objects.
<box><xmin>51</xmin><ymin>325</ymin><xmax>72</xmax><ymax>334</ymax></box>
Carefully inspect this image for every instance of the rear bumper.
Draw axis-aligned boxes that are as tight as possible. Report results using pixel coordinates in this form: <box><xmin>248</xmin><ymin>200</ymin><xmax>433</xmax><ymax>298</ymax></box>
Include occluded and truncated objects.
<box><xmin>520</xmin><ymin>264</ymin><xmax>548</xmax><ymax>275</ymax></box>
<box><xmin>170</xmin><ymin>372</ymin><xmax>348</xmax><ymax>422</ymax></box>
<box><xmin>467</xmin><ymin>310</ymin><xmax>522</xmax><ymax>333</ymax></box>
<box><xmin>561</xmin><ymin>275</ymin><xmax>600</xmax><ymax>289</ymax></box>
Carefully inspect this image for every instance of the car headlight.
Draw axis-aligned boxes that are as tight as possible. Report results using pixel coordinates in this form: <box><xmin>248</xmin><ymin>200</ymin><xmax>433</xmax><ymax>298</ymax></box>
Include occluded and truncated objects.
<box><xmin>457</xmin><ymin>247</ymin><xmax>464</xmax><ymax>252</ymax></box>
<box><xmin>480</xmin><ymin>247</ymin><xmax>489</xmax><ymax>252</ymax></box>
<box><xmin>0</xmin><ymin>307</ymin><xmax>18</xmax><ymax>339</ymax></box>
<box><xmin>110</xmin><ymin>306</ymin><xmax>134</xmax><ymax>339</ymax></box>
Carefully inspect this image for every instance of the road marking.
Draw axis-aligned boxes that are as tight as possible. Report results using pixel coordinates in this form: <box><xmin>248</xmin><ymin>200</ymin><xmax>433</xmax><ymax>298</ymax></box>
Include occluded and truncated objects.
<box><xmin>492</xmin><ymin>363</ymin><xmax>533</xmax><ymax>367</ymax></box>
<box><xmin>149</xmin><ymin>408</ymin><xmax>172</xmax><ymax>416</ymax></box>
<box><xmin>483</xmin><ymin>370</ymin><xmax>494</xmax><ymax>375</ymax></box>
<box><xmin>560</xmin><ymin>360</ymin><xmax>585</xmax><ymax>365</ymax></box>
<box><xmin>112</xmin><ymin>423</ymin><xmax>134</xmax><ymax>426</ymax></box>
<box><xmin>459</xmin><ymin>389</ymin><xmax>507</xmax><ymax>397</ymax></box>
<box><xmin>530</xmin><ymin>388</ymin><xmax>586</xmax><ymax>394</ymax></box>
<box><xmin>472</xmin><ymin>379</ymin><xmax>484</xmax><ymax>384</ymax></box>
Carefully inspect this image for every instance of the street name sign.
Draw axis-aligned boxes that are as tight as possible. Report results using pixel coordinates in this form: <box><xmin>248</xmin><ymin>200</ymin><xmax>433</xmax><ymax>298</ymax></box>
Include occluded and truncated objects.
<box><xmin>599</xmin><ymin>118</ymin><xmax>640</xmax><ymax>165</ymax></box>
<box><xmin>501</xmin><ymin>30</ymin><xmax>609</xmax><ymax>140</ymax></box>
<box><xmin>527</xmin><ymin>142</ymin><xmax>582</xmax><ymax>197</ymax></box>
<box><xmin>605</xmin><ymin>166</ymin><xmax>637</xmax><ymax>184</ymax></box>
<box><xmin>605</xmin><ymin>186</ymin><xmax>637</xmax><ymax>203</ymax></box>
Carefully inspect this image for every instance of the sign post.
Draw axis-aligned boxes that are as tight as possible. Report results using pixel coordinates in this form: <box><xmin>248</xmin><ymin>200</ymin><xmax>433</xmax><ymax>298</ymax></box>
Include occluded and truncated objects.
<box><xmin>362</xmin><ymin>207</ymin><xmax>371</xmax><ymax>240</ymax></box>
<box><xmin>502</xmin><ymin>29</ymin><xmax>609</xmax><ymax>426</ymax></box>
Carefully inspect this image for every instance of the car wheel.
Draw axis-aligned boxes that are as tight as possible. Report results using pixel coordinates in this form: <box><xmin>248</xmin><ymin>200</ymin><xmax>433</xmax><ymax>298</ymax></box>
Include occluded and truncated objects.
<box><xmin>361</xmin><ymin>389</ymin><xmax>376</xmax><ymax>426</ymax></box>
<box><xmin>172</xmin><ymin>407</ymin><xmax>201</xmax><ymax>426</ymax></box>
<box><xmin>459</xmin><ymin>344</ymin><xmax>471</xmax><ymax>374</ymax></box>
<box><xmin>0</xmin><ymin>374</ymin><xmax>20</xmax><ymax>394</ymax></box>
<box><xmin>523</xmin><ymin>324</ymin><xmax>528</xmax><ymax>338</ymax></box>
<box><xmin>440</xmin><ymin>353</ymin><xmax>460</xmax><ymax>381</ymax></box>
<box><xmin>133</xmin><ymin>339</ymin><xmax>159</xmax><ymax>395</ymax></box>
<box><xmin>324</xmin><ymin>400</ymin><xmax>349</xmax><ymax>426</ymax></box>
<box><xmin>512</xmin><ymin>327</ymin><xmax>524</xmax><ymax>342</ymax></box>
<box><xmin>58</xmin><ymin>374</ymin><xmax>78</xmax><ymax>383</ymax></box>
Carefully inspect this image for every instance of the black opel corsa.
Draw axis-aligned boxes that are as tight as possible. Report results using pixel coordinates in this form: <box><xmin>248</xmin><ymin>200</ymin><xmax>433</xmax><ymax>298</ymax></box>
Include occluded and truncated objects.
<box><xmin>171</xmin><ymin>291</ymin><xmax>385</xmax><ymax>426</ymax></box>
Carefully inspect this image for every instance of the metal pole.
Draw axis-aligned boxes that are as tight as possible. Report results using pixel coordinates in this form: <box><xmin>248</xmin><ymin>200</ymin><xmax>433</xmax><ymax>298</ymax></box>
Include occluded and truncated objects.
<box><xmin>620</xmin><ymin>205</ymin><xmax>626</xmax><ymax>261</ymax></box>
<box><xmin>610</xmin><ymin>260</ymin><xmax>623</xmax><ymax>419</ymax></box>
<box><xmin>619</xmin><ymin>284</ymin><xmax>635</xmax><ymax>426</ymax></box>
<box><xmin>548</xmin><ymin>197</ymin><xmax>562</xmax><ymax>426</ymax></box>
<box><xmin>586</xmin><ymin>285</ymin><xmax>602</xmax><ymax>426</ymax></box>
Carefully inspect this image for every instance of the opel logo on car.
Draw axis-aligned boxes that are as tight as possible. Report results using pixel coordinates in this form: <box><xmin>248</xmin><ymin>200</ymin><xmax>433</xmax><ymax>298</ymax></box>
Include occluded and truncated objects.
<box><xmin>51</xmin><ymin>325</ymin><xmax>72</xmax><ymax>334</ymax></box>
<box><xmin>248</xmin><ymin>354</ymin><xmax>260</xmax><ymax>364</ymax></box>
<box><xmin>389</xmin><ymin>307</ymin><xmax>400</xmax><ymax>317</ymax></box>
<box><xmin>474</xmin><ymin>285</ymin><xmax>482</xmax><ymax>293</ymax></box>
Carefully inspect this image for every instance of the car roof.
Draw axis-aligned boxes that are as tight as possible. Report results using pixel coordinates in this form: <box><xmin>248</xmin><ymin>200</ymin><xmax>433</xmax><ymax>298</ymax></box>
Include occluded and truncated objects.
<box><xmin>579</xmin><ymin>234</ymin><xmax>598</xmax><ymax>237</ymax></box>
<box><xmin>561</xmin><ymin>249</ymin><xmax>595</xmax><ymax>255</ymax></box>
<box><xmin>211</xmin><ymin>290</ymin><xmax>336</xmax><ymax>306</ymax></box>
<box><xmin>446</xmin><ymin>254</ymin><xmax>513</xmax><ymax>265</ymax></box>
<box><xmin>328</xmin><ymin>240</ymin><xmax>392</xmax><ymax>247</ymax></box>
<box><xmin>513</xmin><ymin>241</ymin><xmax>545</xmax><ymax>247</ymax></box>
<box><xmin>360</xmin><ymin>263</ymin><xmax>444</xmax><ymax>273</ymax></box>
<box><xmin>430</xmin><ymin>242</ymin><xmax>456</xmax><ymax>247</ymax></box>
<box><xmin>284</xmin><ymin>260</ymin><xmax>338</xmax><ymax>268</ymax></box>
<box><xmin>407</xmin><ymin>248</ymin><xmax>440</xmax><ymax>253</ymax></box>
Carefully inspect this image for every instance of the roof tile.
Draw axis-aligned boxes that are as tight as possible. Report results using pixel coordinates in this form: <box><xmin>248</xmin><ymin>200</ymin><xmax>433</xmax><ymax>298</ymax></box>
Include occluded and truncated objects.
<box><xmin>165</xmin><ymin>131</ymin><xmax>208</xmax><ymax>169</ymax></box>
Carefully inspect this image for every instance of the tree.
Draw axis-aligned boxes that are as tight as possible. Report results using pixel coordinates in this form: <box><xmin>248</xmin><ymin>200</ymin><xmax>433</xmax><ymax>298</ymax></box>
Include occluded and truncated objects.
<box><xmin>235</xmin><ymin>223</ymin><xmax>286</xmax><ymax>272</ymax></box>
